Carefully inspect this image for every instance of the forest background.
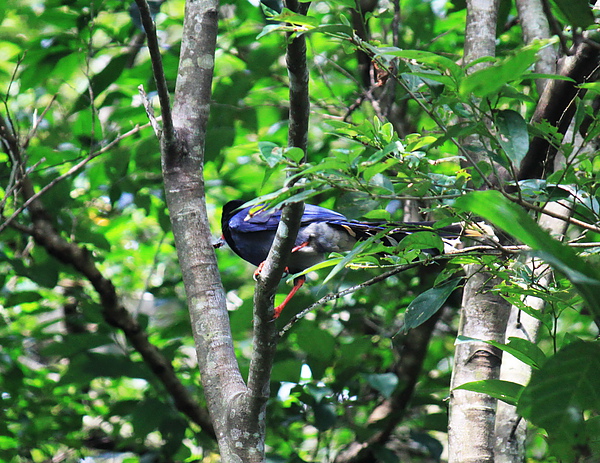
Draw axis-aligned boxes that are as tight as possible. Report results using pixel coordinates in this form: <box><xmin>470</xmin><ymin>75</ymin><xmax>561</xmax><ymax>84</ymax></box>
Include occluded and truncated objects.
<box><xmin>1</xmin><ymin>0</ymin><xmax>600</xmax><ymax>462</ymax></box>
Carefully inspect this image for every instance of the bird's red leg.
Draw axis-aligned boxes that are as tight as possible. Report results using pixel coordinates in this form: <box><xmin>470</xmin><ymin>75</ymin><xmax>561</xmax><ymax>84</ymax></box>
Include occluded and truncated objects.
<box><xmin>273</xmin><ymin>275</ymin><xmax>306</xmax><ymax>319</ymax></box>
<box><xmin>253</xmin><ymin>261</ymin><xmax>266</xmax><ymax>280</ymax></box>
<box><xmin>254</xmin><ymin>241</ymin><xmax>310</xmax><ymax>318</ymax></box>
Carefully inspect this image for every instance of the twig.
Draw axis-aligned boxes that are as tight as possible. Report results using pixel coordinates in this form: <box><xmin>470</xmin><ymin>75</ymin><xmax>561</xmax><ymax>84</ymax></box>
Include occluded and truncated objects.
<box><xmin>512</xmin><ymin>196</ymin><xmax>600</xmax><ymax>234</ymax></box>
<box><xmin>0</xmin><ymin>157</ymin><xmax>46</xmax><ymax>215</ymax></box>
<box><xmin>133</xmin><ymin>0</ymin><xmax>174</xmax><ymax>143</ymax></box>
<box><xmin>138</xmin><ymin>84</ymin><xmax>162</xmax><ymax>137</ymax></box>
<box><xmin>0</xmin><ymin>123</ymin><xmax>151</xmax><ymax>234</ymax></box>
<box><xmin>279</xmin><ymin>262</ymin><xmax>421</xmax><ymax>336</ymax></box>
<box><xmin>23</xmin><ymin>94</ymin><xmax>57</xmax><ymax>150</ymax></box>
<box><xmin>278</xmin><ymin>236</ymin><xmax>600</xmax><ymax>336</ymax></box>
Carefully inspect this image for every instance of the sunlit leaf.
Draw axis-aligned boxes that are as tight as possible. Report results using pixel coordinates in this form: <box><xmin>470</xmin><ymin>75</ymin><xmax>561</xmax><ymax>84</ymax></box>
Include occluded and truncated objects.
<box><xmin>455</xmin><ymin>190</ymin><xmax>600</xmax><ymax>319</ymax></box>
<box><xmin>455</xmin><ymin>379</ymin><xmax>524</xmax><ymax>406</ymax></box>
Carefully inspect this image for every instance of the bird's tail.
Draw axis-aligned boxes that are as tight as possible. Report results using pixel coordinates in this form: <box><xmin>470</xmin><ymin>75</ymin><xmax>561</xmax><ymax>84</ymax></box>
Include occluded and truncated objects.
<box><xmin>339</xmin><ymin>220</ymin><xmax>495</xmax><ymax>248</ymax></box>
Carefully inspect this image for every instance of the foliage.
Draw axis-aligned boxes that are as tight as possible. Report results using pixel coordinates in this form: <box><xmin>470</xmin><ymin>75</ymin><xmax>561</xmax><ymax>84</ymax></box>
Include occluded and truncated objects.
<box><xmin>0</xmin><ymin>0</ymin><xmax>599</xmax><ymax>462</ymax></box>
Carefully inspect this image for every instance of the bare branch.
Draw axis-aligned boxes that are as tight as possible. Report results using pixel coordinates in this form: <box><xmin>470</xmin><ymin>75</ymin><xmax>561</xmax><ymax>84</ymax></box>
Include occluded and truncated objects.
<box><xmin>280</xmin><ymin>261</ymin><xmax>421</xmax><ymax>336</ymax></box>
<box><xmin>245</xmin><ymin>0</ymin><xmax>312</xmax><ymax>454</ymax></box>
<box><xmin>23</xmin><ymin>94</ymin><xmax>57</xmax><ymax>149</ymax></box>
<box><xmin>133</xmin><ymin>0</ymin><xmax>175</xmax><ymax>143</ymax></box>
<box><xmin>138</xmin><ymin>84</ymin><xmax>162</xmax><ymax>137</ymax></box>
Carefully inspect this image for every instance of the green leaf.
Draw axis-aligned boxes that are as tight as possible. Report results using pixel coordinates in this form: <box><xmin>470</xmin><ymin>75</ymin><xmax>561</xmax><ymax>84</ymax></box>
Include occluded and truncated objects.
<box><xmin>40</xmin><ymin>333</ymin><xmax>116</xmax><ymax>357</ymax></box>
<box><xmin>131</xmin><ymin>398</ymin><xmax>170</xmax><ymax>437</ymax></box>
<box><xmin>284</xmin><ymin>146</ymin><xmax>305</xmax><ymax>163</ymax></box>
<box><xmin>551</xmin><ymin>0</ymin><xmax>595</xmax><ymax>28</ymax></box>
<box><xmin>313</xmin><ymin>402</ymin><xmax>336</xmax><ymax>431</ymax></box>
<box><xmin>518</xmin><ymin>341</ymin><xmax>600</xmax><ymax>455</ymax></box>
<box><xmin>267</xmin><ymin>8</ymin><xmax>319</xmax><ymax>27</ymax></box>
<box><xmin>495</xmin><ymin>109</ymin><xmax>529</xmax><ymax>170</ymax></box>
<box><xmin>258</xmin><ymin>141</ymin><xmax>283</xmax><ymax>167</ymax></box>
<box><xmin>365</xmin><ymin>373</ymin><xmax>399</xmax><ymax>399</ymax></box>
<box><xmin>455</xmin><ymin>379</ymin><xmax>524</xmax><ymax>406</ymax></box>
<box><xmin>381</xmin><ymin>48</ymin><xmax>463</xmax><ymax>81</ymax></box>
<box><xmin>460</xmin><ymin>46</ymin><xmax>540</xmax><ymax>98</ymax></box>
<box><xmin>72</xmin><ymin>54</ymin><xmax>130</xmax><ymax>113</ymax></box>
<box><xmin>396</xmin><ymin>231</ymin><xmax>445</xmax><ymax>254</ymax></box>
<box><xmin>487</xmin><ymin>337</ymin><xmax>547</xmax><ymax>369</ymax></box>
<box><xmin>271</xmin><ymin>357</ymin><xmax>303</xmax><ymax>382</ymax></box>
<box><xmin>404</xmin><ymin>277</ymin><xmax>461</xmax><ymax>331</ymax></box>
<box><xmin>322</xmin><ymin>238</ymin><xmax>374</xmax><ymax>285</ymax></box>
<box><xmin>455</xmin><ymin>190</ymin><xmax>600</xmax><ymax>319</ymax></box>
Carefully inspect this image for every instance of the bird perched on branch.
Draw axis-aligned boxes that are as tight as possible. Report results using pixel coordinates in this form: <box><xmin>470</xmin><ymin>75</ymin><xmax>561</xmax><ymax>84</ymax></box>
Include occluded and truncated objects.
<box><xmin>219</xmin><ymin>199</ymin><xmax>472</xmax><ymax>318</ymax></box>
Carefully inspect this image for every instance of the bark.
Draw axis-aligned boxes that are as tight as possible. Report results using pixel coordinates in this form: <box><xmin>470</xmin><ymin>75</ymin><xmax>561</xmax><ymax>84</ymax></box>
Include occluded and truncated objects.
<box><xmin>448</xmin><ymin>2</ymin><xmax>512</xmax><ymax>462</ymax></box>
<box><xmin>515</xmin><ymin>0</ymin><xmax>557</xmax><ymax>93</ymax></box>
<box><xmin>494</xmin><ymin>201</ymin><xmax>569</xmax><ymax>463</ymax></box>
<box><xmin>518</xmin><ymin>35</ymin><xmax>600</xmax><ymax>180</ymax></box>
<box><xmin>163</xmin><ymin>1</ymin><xmax>254</xmax><ymax>461</ymax></box>
<box><xmin>448</xmin><ymin>267</ymin><xmax>510</xmax><ymax>463</ymax></box>
<box><xmin>155</xmin><ymin>0</ymin><xmax>311</xmax><ymax>459</ymax></box>
<box><xmin>463</xmin><ymin>0</ymin><xmax>499</xmax><ymax>71</ymax></box>
<box><xmin>492</xmin><ymin>6</ymin><xmax>559</xmax><ymax>461</ymax></box>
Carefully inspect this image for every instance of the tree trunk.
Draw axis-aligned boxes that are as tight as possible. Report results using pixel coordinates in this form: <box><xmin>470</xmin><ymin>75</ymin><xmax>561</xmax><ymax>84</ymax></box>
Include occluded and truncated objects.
<box><xmin>448</xmin><ymin>1</ymin><xmax>512</xmax><ymax>462</ymax></box>
<box><xmin>448</xmin><ymin>267</ymin><xmax>510</xmax><ymax>463</ymax></box>
<box><xmin>493</xmin><ymin>5</ymin><xmax>558</xmax><ymax>460</ymax></box>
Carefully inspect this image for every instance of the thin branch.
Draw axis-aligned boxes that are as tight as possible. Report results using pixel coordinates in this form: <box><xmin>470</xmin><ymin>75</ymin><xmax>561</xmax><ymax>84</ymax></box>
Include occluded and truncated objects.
<box><xmin>0</xmin><ymin>157</ymin><xmax>45</xmax><ymax>216</ymax></box>
<box><xmin>133</xmin><ymin>0</ymin><xmax>174</xmax><ymax>143</ymax></box>
<box><xmin>23</xmin><ymin>94</ymin><xmax>57</xmax><ymax>150</ymax></box>
<box><xmin>138</xmin><ymin>85</ymin><xmax>161</xmax><ymax>137</ymax></box>
<box><xmin>0</xmin><ymin>112</ymin><xmax>215</xmax><ymax>435</ymax></box>
<box><xmin>246</xmin><ymin>0</ymin><xmax>311</xmax><ymax>435</ymax></box>
<box><xmin>280</xmin><ymin>262</ymin><xmax>421</xmax><ymax>336</ymax></box>
<box><xmin>352</xmin><ymin>35</ymin><xmax>497</xmax><ymax>191</ymax></box>
<box><xmin>0</xmin><ymin>124</ymin><xmax>151</xmax><ymax>234</ymax></box>
<box><xmin>512</xmin><ymin>195</ymin><xmax>600</xmax><ymax>234</ymax></box>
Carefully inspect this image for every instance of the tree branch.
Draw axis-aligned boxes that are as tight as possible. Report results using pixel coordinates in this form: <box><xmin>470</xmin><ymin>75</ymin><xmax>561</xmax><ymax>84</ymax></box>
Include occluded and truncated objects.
<box><xmin>515</xmin><ymin>0</ymin><xmax>557</xmax><ymax>93</ymax></box>
<box><xmin>156</xmin><ymin>0</ymin><xmax>251</xmax><ymax>460</ymax></box>
<box><xmin>244</xmin><ymin>0</ymin><xmax>312</xmax><ymax>456</ymax></box>
<box><xmin>0</xmin><ymin>116</ymin><xmax>215</xmax><ymax>438</ymax></box>
<box><xmin>448</xmin><ymin>2</ymin><xmax>513</xmax><ymax>462</ymax></box>
<box><xmin>0</xmin><ymin>123</ymin><xmax>151</xmax><ymax>234</ymax></box>
<box><xmin>133</xmin><ymin>0</ymin><xmax>175</xmax><ymax>144</ymax></box>
<box><xmin>518</xmin><ymin>35</ymin><xmax>600</xmax><ymax>180</ymax></box>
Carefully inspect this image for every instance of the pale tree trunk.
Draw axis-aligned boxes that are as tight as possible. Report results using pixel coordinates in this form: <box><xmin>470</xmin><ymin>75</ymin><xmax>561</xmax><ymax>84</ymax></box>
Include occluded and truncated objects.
<box><xmin>162</xmin><ymin>2</ymin><xmax>254</xmax><ymax>460</ymax></box>
<box><xmin>493</xmin><ymin>3</ymin><xmax>558</xmax><ymax>461</ymax></box>
<box><xmin>448</xmin><ymin>1</ymin><xmax>512</xmax><ymax>462</ymax></box>
<box><xmin>448</xmin><ymin>268</ymin><xmax>510</xmax><ymax>463</ymax></box>
<box><xmin>514</xmin><ymin>0</ymin><xmax>558</xmax><ymax>93</ymax></box>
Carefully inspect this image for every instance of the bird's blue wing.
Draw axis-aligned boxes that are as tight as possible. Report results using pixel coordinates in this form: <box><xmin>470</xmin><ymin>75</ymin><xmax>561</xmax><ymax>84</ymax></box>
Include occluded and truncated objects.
<box><xmin>229</xmin><ymin>203</ymin><xmax>348</xmax><ymax>233</ymax></box>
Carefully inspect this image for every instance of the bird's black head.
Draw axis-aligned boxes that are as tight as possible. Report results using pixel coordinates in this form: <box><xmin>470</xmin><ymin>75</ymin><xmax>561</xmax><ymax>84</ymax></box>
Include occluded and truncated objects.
<box><xmin>221</xmin><ymin>200</ymin><xmax>247</xmax><ymax>254</ymax></box>
<box><xmin>221</xmin><ymin>200</ymin><xmax>246</xmax><ymax>227</ymax></box>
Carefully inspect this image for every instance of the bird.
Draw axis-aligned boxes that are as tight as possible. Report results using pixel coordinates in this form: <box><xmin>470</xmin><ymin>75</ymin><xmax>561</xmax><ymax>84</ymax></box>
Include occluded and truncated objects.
<box><xmin>220</xmin><ymin>199</ymin><xmax>470</xmax><ymax>318</ymax></box>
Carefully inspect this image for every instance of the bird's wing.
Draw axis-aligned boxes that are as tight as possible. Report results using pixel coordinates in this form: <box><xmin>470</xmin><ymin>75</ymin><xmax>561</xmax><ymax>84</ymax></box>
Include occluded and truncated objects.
<box><xmin>229</xmin><ymin>204</ymin><xmax>348</xmax><ymax>233</ymax></box>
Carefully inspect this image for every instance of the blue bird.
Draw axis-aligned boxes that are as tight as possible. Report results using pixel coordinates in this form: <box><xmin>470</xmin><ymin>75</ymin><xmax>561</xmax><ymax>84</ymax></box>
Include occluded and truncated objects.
<box><xmin>220</xmin><ymin>200</ymin><xmax>466</xmax><ymax>318</ymax></box>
